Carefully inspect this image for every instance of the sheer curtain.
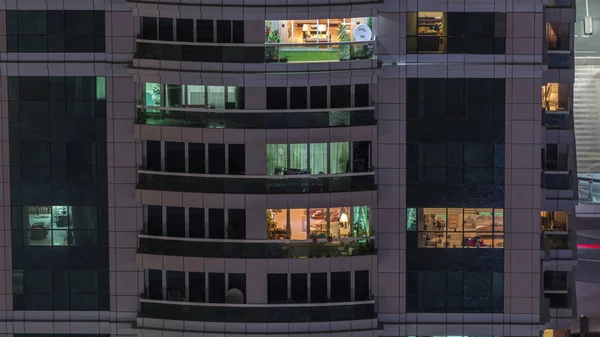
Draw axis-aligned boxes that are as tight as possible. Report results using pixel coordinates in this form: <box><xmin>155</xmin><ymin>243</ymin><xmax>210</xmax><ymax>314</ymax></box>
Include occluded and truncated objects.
<box><xmin>207</xmin><ymin>86</ymin><xmax>225</xmax><ymax>109</ymax></box>
<box><xmin>289</xmin><ymin>144</ymin><xmax>308</xmax><ymax>171</ymax></box>
<box><xmin>187</xmin><ymin>85</ymin><xmax>205</xmax><ymax>105</ymax></box>
<box><xmin>330</xmin><ymin>142</ymin><xmax>350</xmax><ymax>174</ymax></box>
<box><xmin>310</xmin><ymin>143</ymin><xmax>328</xmax><ymax>174</ymax></box>
<box><xmin>267</xmin><ymin>144</ymin><xmax>288</xmax><ymax>175</ymax></box>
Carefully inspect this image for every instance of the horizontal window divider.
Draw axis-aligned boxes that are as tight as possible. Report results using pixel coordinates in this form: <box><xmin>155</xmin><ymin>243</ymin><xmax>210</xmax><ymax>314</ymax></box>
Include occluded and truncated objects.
<box><xmin>547</xmin><ymin>50</ymin><xmax>572</xmax><ymax>54</ymax></box>
<box><xmin>544</xmin><ymin>290</ymin><xmax>569</xmax><ymax>294</ymax></box>
<box><xmin>140</xmin><ymin>298</ymin><xmax>374</xmax><ymax>308</ymax></box>
<box><xmin>136</xmin><ymin>38</ymin><xmax>376</xmax><ymax>48</ymax></box>
<box><xmin>544</xmin><ymin>231</ymin><xmax>569</xmax><ymax>235</ymax></box>
<box><xmin>138</xmin><ymin>169</ymin><xmax>375</xmax><ymax>179</ymax></box>
<box><xmin>543</xmin><ymin>110</ymin><xmax>570</xmax><ymax>115</ymax></box>
<box><xmin>544</xmin><ymin>171</ymin><xmax>570</xmax><ymax>175</ymax></box>
<box><xmin>137</xmin><ymin>105</ymin><xmax>375</xmax><ymax>114</ymax></box>
<box><xmin>139</xmin><ymin>233</ymin><xmax>375</xmax><ymax>244</ymax></box>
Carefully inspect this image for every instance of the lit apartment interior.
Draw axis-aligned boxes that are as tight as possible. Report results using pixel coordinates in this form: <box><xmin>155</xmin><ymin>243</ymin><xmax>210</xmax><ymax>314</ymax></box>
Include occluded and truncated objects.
<box><xmin>542</xmin><ymin>83</ymin><xmax>569</xmax><ymax>111</ymax></box>
<box><xmin>546</xmin><ymin>22</ymin><xmax>571</xmax><ymax>51</ymax></box>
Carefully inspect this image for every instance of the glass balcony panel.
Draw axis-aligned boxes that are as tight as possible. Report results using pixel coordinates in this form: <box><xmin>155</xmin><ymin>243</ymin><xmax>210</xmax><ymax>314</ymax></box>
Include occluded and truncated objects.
<box><xmin>139</xmin><ymin>300</ymin><xmax>376</xmax><ymax>323</ymax></box>
<box><xmin>545</xmin><ymin>233</ymin><xmax>570</xmax><ymax>249</ymax></box>
<box><xmin>135</xmin><ymin>41</ymin><xmax>375</xmax><ymax>64</ymax></box>
<box><xmin>136</xmin><ymin>107</ymin><xmax>376</xmax><ymax>129</ymax></box>
<box><xmin>544</xmin><ymin>112</ymin><xmax>570</xmax><ymax>129</ymax></box>
<box><xmin>548</xmin><ymin>52</ymin><xmax>572</xmax><ymax>69</ymax></box>
<box><xmin>544</xmin><ymin>172</ymin><xmax>571</xmax><ymax>190</ymax></box>
<box><xmin>138</xmin><ymin>236</ymin><xmax>376</xmax><ymax>259</ymax></box>
<box><xmin>547</xmin><ymin>0</ymin><xmax>573</xmax><ymax>7</ymax></box>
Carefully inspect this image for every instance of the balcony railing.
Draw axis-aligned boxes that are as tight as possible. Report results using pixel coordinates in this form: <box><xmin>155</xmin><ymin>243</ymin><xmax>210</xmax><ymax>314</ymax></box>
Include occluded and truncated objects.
<box><xmin>135</xmin><ymin>39</ymin><xmax>375</xmax><ymax>64</ymax></box>
<box><xmin>543</xmin><ymin>111</ymin><xmax>570</xmax><ymax>129</ymax></box>
<box><xmin>544</xmin><ymin>232</ymin><xmax>570</xmax><ymax>249</ymax></box>
<box><xmin>544</xmin><ymin>171</ymin><xmax>571</xmax><ymax>190</ymax></box>
<box><xmin>138</xmin><ymin>234</ymin><xmax>376</xmax><ymax>259</ymax></box>
<box><xmin>547</xmin><ymin>51</ymin><xmax>572</xmax><ymax>69</ymax></box>
<box><xmin>136</xmin><ymin>106</ymin><xmax>376</xmax><ymax>129</ymax></box>
<box><xmin>137</xmin><ymin>170</ymin><xmax>376</xmax><ymax>194</ymax></box>
<box><xmin>139</xmin><ymin>299</ymin><xmax>376</xmax><ymax>323</ymax></box>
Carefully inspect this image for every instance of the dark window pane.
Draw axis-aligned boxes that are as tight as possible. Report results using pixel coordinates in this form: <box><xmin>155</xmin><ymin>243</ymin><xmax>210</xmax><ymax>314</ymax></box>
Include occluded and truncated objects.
<box><xmin>158</xmin><ymin>18</ymin><xmax>174</xmax><ymax>41</ymax></box>
<box><xmin>228</xmin><ymin>144</ymin><xmax>245</xmax><ymax>175</ymax></box>
<box><xmin>331</xmin><ymin>85</ymin><xmax>351</xmax><ymax>108</ymax></box>
<box><xmin>18</xmin><ymin>11</ymin><xmax>47</xmax><ymax>35</ymax></box>
<box><xmin>189</xmin><ymin>272</ymin><xmax>205</xmax><ymax>302</ymax></box>
<box><xmin>310</xmin><ymin>273</ymin><xmax>327</xmax><ymax>303</ymax></box>
<box><xmin>310</xmin><ymin>86</ymin><xmax>327</xmax><ymax>109</ymax></box>
<box><xmin>146</xmin><ymin>141</ymin><xmax>161</xmax><ymax>171</ymax></box>
<box><xmin>165</xmin><ymin>141</ymin><xmax>185</xmax><ymax>173</ymax></box>
<box><xmin>166</xmin><ymin>206</ymin><xmax>185</xmax><ymax>237</ymax></box>
<box><xmin>196</xmin><ymin>20</ymin><xmax>214</xmax><ymax>42</ymax></box>
<box><xmin>208</xmin><ymin>144</ymin><xmax>225</xmax><ymax>174</ymax></box>
<box><xmin>330</xmin><ymin>272</ymin><xmax>351</xmax><ymax>302</ymax></box>
<box><xmin>189</xmin><ymin>207</ymin><xmax>205</xmax><ymax>238</ymax></box>
<box><xmin>188</xmin><ymin>142</ymin><xmax>206</xmax><ymax>174</ymax></box>
<box><xmin>447</xmin><ymin>12</ymin><xmax>464</xmax><ymax>37</ymax></box>
<box><xmin>291</xmin><ymin>273</ymin><xmax>308</xmax><ymax>303</ymax></box>
<box><xmin>65</xmin><ymin>11</ymin><xmax>94</xmax><ymax>35</ymax></box>
<box><xmin>47</xmin><ymin>11</ymin><xmax>65</xmax><ymax>35</ymax></box>
<box><xmin>216</xmin><ymin>20</ymin><xmax>232</xmax><ymax>43</ymax></box>
<box><xmin>227</xmin><ymin>209</ymin><xmax>246</xmax><ymax>239</ymax></box>
<box><xmin>232</xmin><ymin>20</ymin><xmax>244</xmax><ymax>43</ymax></box>
<box><xmin>267</xmin><ymin>87</ymin><xmax>287</xmax><ymax>109</ymax></box>
<box><xmin>268</xmin><ymin>274</ymin><xmax>288</xmax><ymax>303</ymax></box>
<box><xmin>166</xmin><ymin>271</ymin><xmax>186</xmax><ymax>300</ymax></box>
<box><xmin>352</xmin><ymin>141</ymin><xmax>370</xmax><ymax>173</ymax></box>
<box><xmin>141</xmin><ymin>17</ymin><xmax>158</xmax><ymax>40</ymax></box>
<box><xmin>355</xmin><ymin>270</ymin><xmax>370</xmax><ymax>301</ymax></box>
<box><xmin>147</xmin><ymin>269</ymin><xmax>162</xmax><ymax>300</ymax></box>
<box><xmin>176</xmin><ymin>19</ymin><xmax>194</xmax><ymax>42</ymax></box>
<box><xmin>147</xmin><ymin>205</ymin><xmax>163</xmax><ymax>236</ymax></box>
<box><xmin>228</xmin><ymin>273</ymin><xmax>246</xmax><ymax>303</ymax></box>
<box><xmin>355</xmin><ymin>84</ymin><xmax>370</xmax><ymax>107</ymax></box>
<box><xmin>208</xmin><ymin>273</ymin><xmax>225</xmax><ymax>303</ymax></box>
<box><xmin>208</xmin><ymin>208</ymin><xmax>225</xmax><ymax>239</ymax></box>
<box><xmin>290</xmin><ymin>87</ymin><xmax>308</xmax><ymax>109</ymax></box>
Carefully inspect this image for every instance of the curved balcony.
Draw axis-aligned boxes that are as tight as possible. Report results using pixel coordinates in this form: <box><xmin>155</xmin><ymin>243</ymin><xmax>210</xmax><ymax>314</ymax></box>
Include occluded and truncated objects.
<box><xmin>137</xmin><ymin>170</ymin><xmax>376</xmax><ymax>194</ymax></box>
<box><xmin>138</xmin><ymin>234</ymin><xmax>376</xmax><ymax>259</ymax></box>
<box><xmin>134</xmin><ymin>39</ymin><xmax>375</xmax><ymax>65</ymax></box>
<box><xmin>136</xmin><ymin>106</ymin><xmax>376</xmax><ymax>129</ymax></box>
<box><xmin>139</xmin><ymin>298</ymin><xmax>376</xmax><ymax>324</ymax></box>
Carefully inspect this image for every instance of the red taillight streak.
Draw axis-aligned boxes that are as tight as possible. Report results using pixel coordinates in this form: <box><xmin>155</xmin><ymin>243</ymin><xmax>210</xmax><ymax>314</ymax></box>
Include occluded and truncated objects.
<box><xmin>577</xmin><ymin>244</ymin><xmax>600</xmax><ymax>249</ymax></box>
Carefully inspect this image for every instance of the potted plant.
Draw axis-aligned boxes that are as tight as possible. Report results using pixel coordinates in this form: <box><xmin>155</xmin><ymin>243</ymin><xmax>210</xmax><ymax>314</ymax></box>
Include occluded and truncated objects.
<box><xmin>338</xmin><ymin>23</ymin><xmax>351</xmax><ymax>61</ymax></box>
<box><xmin>327</xmin><ymin>235</ymin><xmax>333</xmax><ymax>243</ymax></box>
<box><xmin>266</xmin><ymin>30</ymin><xmax>288</xmax><ymax>63</ymax></box>
<box><xmin>311</xmin><ymin>234</ymin><xmax>318</xmax><ymax>243</ymax></box>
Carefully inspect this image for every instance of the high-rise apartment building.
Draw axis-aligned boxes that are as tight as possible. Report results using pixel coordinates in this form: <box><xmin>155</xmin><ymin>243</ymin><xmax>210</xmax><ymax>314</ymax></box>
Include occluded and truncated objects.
<box><xmin>0</xmin><ymin>0</ymin><xmax>577</xmax><ymax>337</ymax></box>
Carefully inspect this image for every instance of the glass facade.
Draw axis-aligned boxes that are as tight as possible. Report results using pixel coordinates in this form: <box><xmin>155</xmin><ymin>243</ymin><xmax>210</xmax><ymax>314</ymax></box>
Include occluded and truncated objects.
<box><xmin>6</xmin><ymin>11</ymin><xmax>105</xmax><ymax>52</ymax></box>
<box><xmin>406</xmin><ymin>77</ymin><xmax>505</xmax><ymax>313</ymax></box>
<box><xmin>8</xmin><ymin>77</ymin><xmax>108</xmax><ymax>311</ymax></box>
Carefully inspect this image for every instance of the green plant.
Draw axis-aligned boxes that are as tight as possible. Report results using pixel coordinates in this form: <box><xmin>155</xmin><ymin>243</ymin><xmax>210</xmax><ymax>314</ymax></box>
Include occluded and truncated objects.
<box><xmin>266</xmin><ymin>30</ymin><xmax>281</xmax><ymax>61</ymax></box>
<box><xmin>337</xmin><ymin>23</ymin><xmax>351</xmax><ymax>60</ymax></box>
<box><xmin>367</xmin><ymin>17</ymin><xmax>373</xmax><ymax>30</ymax></box>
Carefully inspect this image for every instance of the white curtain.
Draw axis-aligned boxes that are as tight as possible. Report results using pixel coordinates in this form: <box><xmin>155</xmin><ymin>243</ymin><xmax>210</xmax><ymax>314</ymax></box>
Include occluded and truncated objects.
<box><xmin>290</xmin><ymin>144</ymin><xmax>308</xmax><ymax>170</ymax></box>
<box><xmin>267</xmin><ymin>144</ymin><xmax>288</xmax><ymax>175</ymax></box>
<box><xmin>330</xmin><ymin>142</ymin><xmax>350</xmax><ymax>174</ymax></box>
<box><xmin>207</xmin><ymin>86</ymin><xmax>225</xmax><ymax>109</ymax></box>
<box><xmin>310</xmin><ymin>143</ymin><xmax>328</xmax><ymax>174</ymax></box>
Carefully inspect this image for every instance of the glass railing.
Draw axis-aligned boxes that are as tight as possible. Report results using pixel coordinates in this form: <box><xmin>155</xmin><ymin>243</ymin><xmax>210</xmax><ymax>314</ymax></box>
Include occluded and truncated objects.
<box><xmin>136</xmin><ymin>106</ymin><xmax>376</xmax><ymax>129</ymax></box>
<box><xmin>137</xmin><ymin>170</ymin><xmax>376</xmax><ymax>194</ymax></box>
<box><xmin>544</xmin><ymin>171</ymin><xmax>571</xmax><ymax>190</ymax></box>
<box><xmin>138</xmin><ymin>235</ymin><xmax>376</xmax><ymax>258</ymax></box>
<box><xmin>578</xmin><ymin>174</ymin><xmax>600</xmax><ymax>203</ymax></box>
<box><xmin>547</xmin><ymin>0</ymin><xmax>573</xmax><ymax>7</ymax></box>
<box><xmin>135</xmin><ymin>40</ymin><xmax>375</xmax><ymax>64</ymax></box>
<box><xmin>543</xmin><ymin>111</ymin><xmax>570</xmax><ymax>129</ymax></box>
<box><xmin>139</xmin><ymin>299</ymin><xmax>376</xmax><ymax>323</ymax></box>
<box><xmin>547</xmin><ymin>51</ymin><xmax>572</xmax><ymax>69</ymax></box>
<box><xmin>544</xmin><ymin>233</ymin><xmax>570</xmax><ymax>249</ymax></box>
